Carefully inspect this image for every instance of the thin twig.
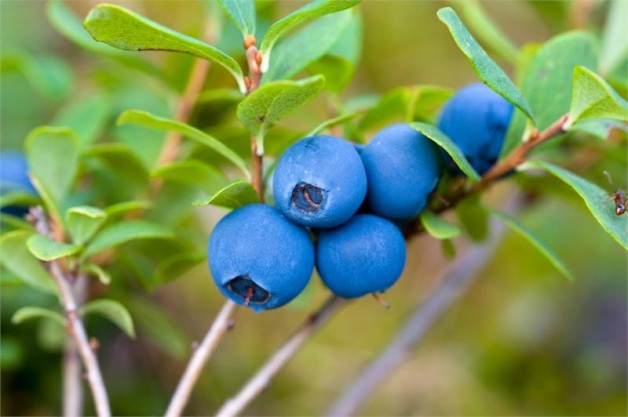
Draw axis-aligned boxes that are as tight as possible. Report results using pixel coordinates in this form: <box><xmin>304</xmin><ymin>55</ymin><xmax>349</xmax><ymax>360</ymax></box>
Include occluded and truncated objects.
<box><xmin>215</xmin><ymin>295</ymin><xmax>347</xmax><ymax>417</ymax></box>
<box><xmin>165</xmin><ymin>300</ymin><xmax>238</xmax><ymax>417</ymax></box>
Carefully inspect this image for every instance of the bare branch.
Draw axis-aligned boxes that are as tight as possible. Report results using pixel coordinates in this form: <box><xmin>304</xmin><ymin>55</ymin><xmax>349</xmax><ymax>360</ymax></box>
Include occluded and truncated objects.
<box><xmin>63</xmin><ymin>275</ymin><xmax>88</xmax><ymax>417</ymax></box>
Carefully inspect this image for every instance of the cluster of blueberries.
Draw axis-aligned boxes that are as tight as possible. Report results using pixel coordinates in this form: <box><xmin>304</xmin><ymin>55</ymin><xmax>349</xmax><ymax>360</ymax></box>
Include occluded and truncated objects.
<box><xmin>209</xmin><ymin>83</ymin><xmax>514</xmax><ymax>312</ymax></box>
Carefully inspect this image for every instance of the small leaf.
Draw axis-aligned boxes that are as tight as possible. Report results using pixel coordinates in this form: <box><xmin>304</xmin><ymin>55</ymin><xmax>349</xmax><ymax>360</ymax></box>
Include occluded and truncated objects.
<box><xmin>151</xmin><ymin>160</ymin><xmax>228</xmax><ymax>195</ymax></box>
<box><xmin>456</xmin><ymin>194</ymin><xmax>489</xmax><ymax>241</ymax></box>
<box><xmin>83</xmin><ymin>220</ymin><xmax>175</xmax><ymax>258</ymax></box>
<box><xmin>85</xmin><ymin>143</ymin><xmax>150</xmax><ymax>186</ymax></box>
<box><xmin>193</xmin><ymin>180</ymin><xmax>259</xmax><ymax>209</ymax></box>
<box><xmin>263</xmin><ymin>10</ymin><xmax>353</xmax><ymax>82</ymax></box>
<box><xmin>0</xmin><ymin>231</ymin><xmax>56</xmax><ymax>294</ymax></box>
<box><xmin>600</xmin><ymin>0</ymin><xmax>628</xmax><ymax>74</ymax></box>
<box><xmin>420</xmin><ymin>210</ymin><xmax>461</xmax><ymax>239</ymax></box>
<box><xmin>66</xmin><ymin>206</ymin><xmax>108</xmax><ymax>245</ymax></box>
<box><xmin>80</xmin><ymin>299</ymin><xmax>135</xmax><ymax>338</ymax></box>
<box><xmin>81</xmin><ymin>263</ymin><xmax>112</xmax><ymax>285</ymax></box>
<box><xmin>568</xmin><ymin>66</ymin><xmax>628</xmax><ymax>125</ymax></box>
<box><xmin>410</xmin><ymin>122</ymin><xmax>480</xmax><ymax>181</ymax></box>
<box><xmin>437</xmin><ymin>7</ymin><xmax>535</xmax><ymax>122</ymax></box>
<box><xmin>306</xmin><ymin>112</ymin><xmax>358</xmax><ymax>137</ymax></box>
<box><xmin>83</xmin><ymin>4</ymin><xmax>246</xmax><ymax>92</ymax></box>
<box><xmin>521</xmin><ymin>160</ymin><xmax>628</xmax><ymax>250</ymax></box>
<box><xmin>569</xmin><ymin>118</ymin><xmax>626</xmax><ymax>141</ymax></box>
<box><xmin>489</xmin><ymin>207</ymin><xmax>574</xmax><ymax>280</ymax></box>
<box><xmin>0</xmin><ymin>191</ymin><xmax>40</xmax><ymax>210</ymax></box>
<box><xmin>25</xmin><ymin>126</ymin><xmax>79</xmax><ymax>205</ymax></box>
<box><xmin>259</xmin><ymin>0</ymin><xmax>360</xmax><ymax>72</ymax></box>
<box><xmin>217</xmin><ymin>0</ymin><xmax>256</xmax><ymax>37</ymax></box>
<box><xmin>104</xmin><ymin>200</ymin><xmax>152</xmax><ymax>218</ymax></box>
<box><xmin>52</xmin><ymin>93</ymin><xmax>111</xmax><ymax>149</ymax></box>
<box><xmin>26</xmin><ymin>235</ymin><xmax>82</xmax><ymax>262</ymax></box>
<box><xmin>12</xmin><ymin>307</ymin><xmax>66</xmax><ymax>326</ymax></box>
<box><xmin>0</xmin><ymin>51</ymin><xmax>72</xmax><ymax>99</ymax></box>
<box><xmin>237</xmin><ymin>75</ymin><xmax>325</xmax><ymax>153</ymax></box>
<box><xmin>117</xmin><ymin>110</ymin><xmax>249</xmax><ymax>178</ymax></box>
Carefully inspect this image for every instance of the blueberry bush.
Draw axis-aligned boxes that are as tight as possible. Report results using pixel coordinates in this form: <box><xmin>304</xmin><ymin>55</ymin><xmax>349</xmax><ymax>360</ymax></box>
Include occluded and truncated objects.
<box><xmin>1</xmin><ymin>1</ymin><xmax>626</xmax><ymax>416</ymax></box>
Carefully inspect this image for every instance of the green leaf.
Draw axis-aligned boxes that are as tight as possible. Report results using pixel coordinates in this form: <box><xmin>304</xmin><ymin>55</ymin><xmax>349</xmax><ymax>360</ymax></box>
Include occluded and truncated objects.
<box><xmin>0</xmin><ymin>191</ymin><xmax>40</xmax><ymax>210</ymax></box>
<box><xmin>85</xmin><ymin>143</ymin><xmax>150</xmax><ymax>186</ymax></box>
<box><xmin>80</xmin><ymin>299</ymin><xmax>135</xmax><ymax>338</ymax></box>
<box><xmin>156</xmin><ymin>251</ymin><xmax>206</xmax><ymax>284</ymax></box>
<box><xmin>307</xmin><ymin>55</ymin><xmax>354</xmax><ymax>94</ymax></box>
<box><xmin>81</xmin><ymin>263</ymin><xmax>112</xmax><ymax>285</ymax></box>
<box><xmin>567</xmin><ymin>66</ymin><xmax>628</xmax><ymax>125</ymax></box>
<box><xmin>420</xmin><ymin>210</ymin><xmax>461</xmax><ymax>239</ymax></box>
<box><xmin>151</xmin><ymin>160</ymin><xmax>228</xmax><ymax>195</ymax></box>
<box><xmin>502</xmin><ymin>31</ymin><xmax>598</xmax><ymax>157</ymax></box>
<box><xmin>193</xmin><ymin>180</ymin><xmax>259</xmax><ymax>209</ymax></box>
<box><xmin>410</xmin><ymin>122</ymin><xmax>480</xmax><ymax>181</ymax></box>
<box><xmin>66</xmin><ymin>206</ymin><xmax>108</xmax><ymax>245</ymax></box>
<box><xmin>0</xmin><ymin>231</ymin><xmax>56</xmax><ymax>294</ymax></box>
<box><xmin>26</xmin><ymin>235</ymin><xmax>82</xmax><ymax>262</ymax></box>
<box><xmin>569</xmin><ymin>118</ymin><xmax>626</xmax><ymax>141</ymax></box>
<box><xmin>259</xmin><ymin>0</ymin><xmax>360</xmax><ymax>72</ymax></box>
<box><xmin>454</xmin><ymin>0</ymin><xmax>519</xmax><ymax>64</ymax></box>
<box><xmin>104</xmin><ymin>201</ymin><xmax>152</xmax><ymax>218</ymax></box>
<box><xmin>237</xmin><ymin>75</ymin><xmax>325</xmax><ymax>153</ymax></box>
<box><xmin>437</xmin><ymin>7</ymin><xmax>535</xmax><ymax>122</ymax></box>
<box><xmin>83</xmin><ymin>220</ymin><xmax>175</xmax><ymax>258</ymax></box>
<box><xmin>25</xmin><ymin>126</ymin><xmax>79</xmax><ymax>205</ymax></box>
<box><xmin>263</xmin><ymin>10</ymin><xmax>353</xmax><ymax>82</ymax></box>
<box><xmin>455</xmin><ymin>194</ymin><xmax>489</xmax><ymax>241</ymax></box>
<box><xmin>600</xmin><ymin>0</ymin><xmax>628</xmax><ymax>74</ymax></box>
<box><xmin>117</xmin><ymin>110</ymin><xmax>250</xmax><ymax>179</ymax></box>
<box><xmin>0</xmin><ymin>51</ymin><xmax>72</xmax><ymax>99</ymax></box>
<box><xmin>52</xmin><ymin>93</ymin><xmax>111</xmax><ymax>149</ymax></box>
<box><xmin>522</xmin><ymin>160</ymin><xmax>628</xmax><ymax>250</ymax></box>
<box><xmin>306</xmin><ymin>112</ymin><xmax>359</xmax><ymax>137</ymax></box>
<box><xmin>217</xmin><ymin>0</ymin><xmax>256</xmax><ymax>37</ymax></box>
<box><xmin>489</xmin><ymin>208</ymin><xmax>574</xmax><ymax>281</ymax></box>
<box><xmin>12</xmin><ymin>307</ymin><xmax>66</xmax><ymax>326</ymax></box>
<box><xmin>83</xmin><ymin>4</ymin><xmax>246</xmax><ymax>93</ymax></box>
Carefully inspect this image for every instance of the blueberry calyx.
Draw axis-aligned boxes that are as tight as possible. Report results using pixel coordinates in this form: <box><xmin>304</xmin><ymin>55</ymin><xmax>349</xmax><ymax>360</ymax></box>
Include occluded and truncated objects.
<box><xmin>227</xmin><ymin>275</ymin><xmax>270</xmax><ymax>305</ymax></box>
<box><xmin>291</xmin><ymin>182</ymin><xmax>324</xmax><ymax>213</ymax></box>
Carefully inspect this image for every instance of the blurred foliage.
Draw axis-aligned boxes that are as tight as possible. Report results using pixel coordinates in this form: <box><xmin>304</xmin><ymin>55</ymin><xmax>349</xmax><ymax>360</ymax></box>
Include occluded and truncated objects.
<box><xmin>1</xmin><ymin>0</ymin><xmax>626</xmax><ymax>416</ymax></box>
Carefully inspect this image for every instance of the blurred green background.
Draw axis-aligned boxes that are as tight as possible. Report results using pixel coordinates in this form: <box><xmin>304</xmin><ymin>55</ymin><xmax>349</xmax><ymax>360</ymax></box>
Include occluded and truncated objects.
<box><xmin>1</xmin><ymin>1</ymin><xmax>626</xmax><ymax>416</ymax></box>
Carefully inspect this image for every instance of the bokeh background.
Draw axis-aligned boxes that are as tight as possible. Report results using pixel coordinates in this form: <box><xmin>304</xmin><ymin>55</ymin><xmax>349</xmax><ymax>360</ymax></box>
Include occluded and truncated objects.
<box><xmin>1</xmin><ymin>1</ymin><xmax>626</xmax><ymax>416</ymax></box>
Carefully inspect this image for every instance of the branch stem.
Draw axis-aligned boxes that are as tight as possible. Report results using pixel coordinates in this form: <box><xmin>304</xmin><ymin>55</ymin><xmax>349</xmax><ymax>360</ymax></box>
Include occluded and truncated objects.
<box><xmin>62</xmin><ymin>275</ymin><xmax>87</xmax><ymax>417</ymax></box>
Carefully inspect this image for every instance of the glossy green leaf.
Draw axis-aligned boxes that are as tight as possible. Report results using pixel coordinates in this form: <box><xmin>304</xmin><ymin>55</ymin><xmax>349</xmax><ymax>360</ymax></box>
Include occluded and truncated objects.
<box><xmin>83</xmin><ymin>220</ymin><xmax>175</xmax><ymax>258</ymax></box>
<box><xmin>237</xmin><ymin>75</ymin><xmax>325</xmax><ymax>153</ymax></box>
<box><xmin>264</xmin><ymin>10</ymin><xmax>353</xmax><ymax>82</ymax></box>
<box><xmin>193</xmin><ymin>180</ymin><xmax>258</xmax><ymax>209</ymax></box>
<box><xmin>0</xmin><ymin>51</ymin><xmax>72</xmax><ymax>99</ymax></box>
<box><xmin>12</xmin><ymin>307</ymin><xmax>66</xmax><ymax>326</ymax></box>
<box><xmin>80</xmin><ymin>299</ymin><xmax>135</xmax><ymax>338</ymax></box>
<box><xmin>26</xmin><ymin>235</ymin><xmax>81</xmax><ymax>262</ymax></box>
<box><xmin>522</xmin><ymin>160</ymin><xmax>628</xmax><ymax>250</ymax></box>
<box><xmin>117</xmin><ymin>110</ymin><xmax>249</xmax><ymax>178</ymax></box>
<box><xmin>502</xmin><ymin>31</ymin><xmax>598</xmax><ymax>156</ymax></box>
<box><xmin>25</xmin><ymin>126</ymin><xmax>79</xmax><ymax>206</ymax></box>
<box><xmin>410</xmin><ymin>122</ymin><xmax>480</xmax><ymax>181</ymax></box>
<box><xmin>306</xmin><ymin>112</ymin><xmax>358</xmax><ymax>137</ymax></box>
<box><xmin>151</xmin><ymin>160</ymin><xmax>228</xmax><ymax>195</ymax></box>
<box><xmin>437</xmin><ymin>7</ymin><xmax>534</xmax><ymax>122</ymax></box>
<box><xmin>0</xmin><ymin>231</ymin><xmax>56</xmax><ymax>294</ymax></box>
<box><xmin>600</xmin><ymin>0</ymin><xmax>628</xmax><ymax>74</ymax></box>
<box><xmin>217</xmin><ymin>0</ymin><xmax>256</xmax><ymax>37</ymax></box>
<box><xmin>82</xmin><ymin>263</ymin><xmax>112</xmax><ymax>285</ymax></box>
<box><xmin>567</xmin><ymin>66</ymin><xmax>628</xmax><ymax>125</ymax></box>
<box><xmin>420</xmin><ymin>210</ymin><xmax>461</xmax><ymax>239</ymax></box>
<box><xmin>66</xmin><ymin>206</ymin><xmax>108</xmax><ymax>245</ymax></box>
<box><xmin>259</xmin><ymin>0</ymin><xmax>360</xmax><ymax>72</ymax></box>
<box><xmin>489</xmin><ymin>208</ymin><xmax>574</xmax><ymax>280</ymax></box>
<box><xmin>84</xmin><ymin>4</ymin><xmax>246</xmax><ymax>92</ymax></box>
<box><xmin>52</xmin><ymin>93</ymin><xmax>111</xmax><ymax>149</ymax></box>
<box><xmin>456</xmin><ymin>194</ymin><xmax>489</xmax><ymax>241</ymax></box>
<box><xmin>454</xmin><ymin>0</ymin><xmax>519</xmax><ymax>64</ymax></box>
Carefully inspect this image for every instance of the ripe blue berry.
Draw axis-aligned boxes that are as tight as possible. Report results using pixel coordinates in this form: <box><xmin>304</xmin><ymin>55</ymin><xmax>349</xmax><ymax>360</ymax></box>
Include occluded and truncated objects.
<box><xmin>208</xmin><ymin>204</ymin><xmax>314</xmax><ymax>312</ymax></box>
<box><xmin>437</xmin><ymin>82</ymin><xmax>514</xmax><ymax>175</ymax></box>
<box><xmin>316</xmin><ymin>214</ymin><xmax>406</xmax><ymax>299</ymax></box>
<box><xmin>358</xmin><ymin>124</ymin><xmax>441</xmax><ymax>219</ymax></box>
<box><xmin>273</xmin><ymin>135</ymin><xmax>367</xmax><ymax>228</ymax></box>
<box><xmin>0</xmin><ymin>151</ymin><xmax>37</xmax><ymax>217</ymax></box>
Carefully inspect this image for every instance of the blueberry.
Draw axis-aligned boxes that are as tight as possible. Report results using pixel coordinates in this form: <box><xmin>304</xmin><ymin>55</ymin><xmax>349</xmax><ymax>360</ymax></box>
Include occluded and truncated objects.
<box><xmin>358</xmin><ymin>124</ymin><xmax>441</xmax><ymax>220</ymax></box>
<box><xmin>437</xmin><ymin>82</ymin><xmax>514</xmax><ymax>175</ymax></box>
<box><xmin>273</xmin><ymin>135</ymin><xmax>367</xmax><ymax>228</ymax></box>
<box><xmin>316</xmin><ymin>214</ymin><xmax>406</xmax><ymax>299</ymax></box>
<box><xmin>208</xmin><ymin>204</ymin><xmax>315</xmax><ymax>312</ymax></box>
<box><xmin>0</xmin><ymin>150</ymin><xmax>37</xmax><ymax>217</ymax></box>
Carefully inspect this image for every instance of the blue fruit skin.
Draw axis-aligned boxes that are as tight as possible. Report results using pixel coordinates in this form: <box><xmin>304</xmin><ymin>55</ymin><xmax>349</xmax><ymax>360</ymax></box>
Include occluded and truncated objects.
<box><xmin>316</xmin><ymin>214</ymin><xmax>406</xmax><ymax>299</ymax></box>
<box><xmin>358</xmin><ymin>124</ymin><xmax>441</xmax><ymax>220</ymax></box>
<box><xmin>208</xmin><ymin>204</ymin><xmax>315</xmax><ymax>312</ymax></box>
<box><xmin>273</xmin><ymin>135</ymin><xmax>367</xmax><ymax>228</ymax></box>
<box><xmin>0</xmin><ymin>151</ymin><xmax>37</xmax><ymax>217</ymax></box>
<box><xmin>437</xmin><ymin>83</ymin><xmax>514</xmax><ymax>175</ymax></box>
